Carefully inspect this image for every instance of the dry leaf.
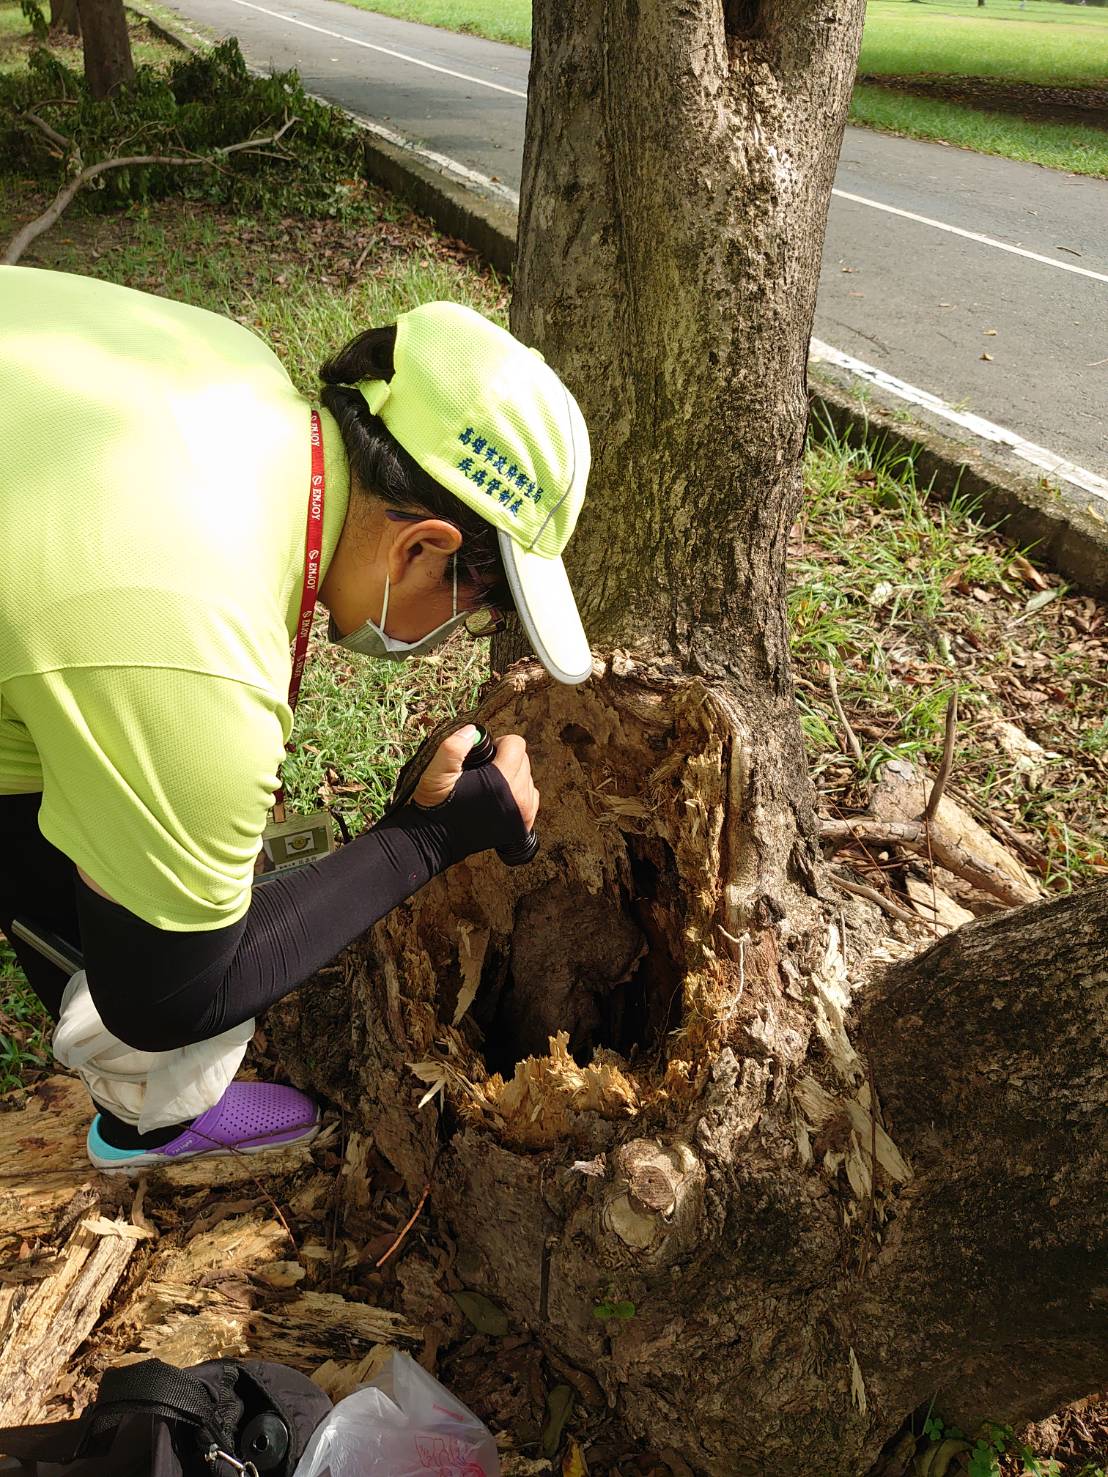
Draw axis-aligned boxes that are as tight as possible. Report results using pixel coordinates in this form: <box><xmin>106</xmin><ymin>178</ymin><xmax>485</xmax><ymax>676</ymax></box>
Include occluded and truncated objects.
<box><xmin>980</xmin><ymin>352</ymin><xmax>993</xmax><ymax>362</ymax></box>
<box><xmin>1010</xmin><ymin>554</ymin><xmax>1048</xmax><ymax>591</ymax></box>
<box><xmin>542</xmin><ymin>1386</ymin><xmax>575</xmax><ymax>1459</ymax></box>
<box><xmin>452</xmin><ymin>1290</ymin><xmax>510</xmax><ymax>1336</ymax></box>
<box><xmin>1025</xmin><ymin>588</ymin><xmax>1060</xmax><ymax>614</ymax></box>
<box><xmin>562</xmin><ymin>1438</ymin><xmax>589</xmax><ymax>1477</ymax></box>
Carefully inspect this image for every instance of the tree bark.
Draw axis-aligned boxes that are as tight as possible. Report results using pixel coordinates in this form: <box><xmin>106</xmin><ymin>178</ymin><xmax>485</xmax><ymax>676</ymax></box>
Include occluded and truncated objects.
<box><xmin>273</xmin><ymin>0</ymin><xmax>1108</xmax><ymax>1470</ymax></box>
<box><xmin>858</xmin><ymin>882</ymin><xmax>1108</xmax><ymax>1437</ymax></box>
<box><xmin>50</xmin><ymin>0</ymin><xmax>80</xmax><ymax>39</ymax></box>
<box><xmin>76</xmin><ymin>0</ymin><xmax>132</xmax><ymax>98</ymax></box>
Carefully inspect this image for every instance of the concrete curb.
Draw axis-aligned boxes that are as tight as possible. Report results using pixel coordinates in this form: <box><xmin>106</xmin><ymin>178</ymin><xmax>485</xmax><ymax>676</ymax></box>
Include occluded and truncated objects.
<box><xmin>126</xmin><ymin>3</ymin><xmax>1106</xmax><ymax>599</ymax></box>
<box><xmin>357</xmin><ymin>127</ymin><xmax>517</xmax><ymax>278</ymax></box>
<box><xmin>127</xmin><ymin>2</ymin><xmax>203</xmax><ymax>50</ymax></box>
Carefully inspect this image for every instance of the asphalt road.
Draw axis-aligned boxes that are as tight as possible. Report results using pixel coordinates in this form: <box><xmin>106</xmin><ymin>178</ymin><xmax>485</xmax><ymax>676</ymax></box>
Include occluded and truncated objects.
<box><xmin>161</xmin><ymin>0</ymin><xmax>1108</xmax><ymax>477</ymax></box>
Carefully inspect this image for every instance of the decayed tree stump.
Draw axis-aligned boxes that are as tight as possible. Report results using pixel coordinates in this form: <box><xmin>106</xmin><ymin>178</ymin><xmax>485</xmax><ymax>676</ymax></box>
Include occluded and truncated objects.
<box><xmin>283</xmin><ymin>661</ymin><xmax>1107</xmax><ymax>1475</ymax></box>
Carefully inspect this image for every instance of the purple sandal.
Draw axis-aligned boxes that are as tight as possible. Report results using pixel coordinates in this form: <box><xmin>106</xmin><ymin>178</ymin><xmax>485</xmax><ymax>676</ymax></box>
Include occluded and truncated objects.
<box><xmin>87</xmin><ymin>1081</ymin><xmax>321</xmax><ymax>1172</ymax></box>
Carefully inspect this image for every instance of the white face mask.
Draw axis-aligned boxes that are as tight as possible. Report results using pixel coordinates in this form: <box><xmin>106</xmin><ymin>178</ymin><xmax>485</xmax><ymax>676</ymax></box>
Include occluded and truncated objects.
<box><xmin>329</xmin><ymin>555</ymin><xmax>467</xmax><ymax>661</ymax></box>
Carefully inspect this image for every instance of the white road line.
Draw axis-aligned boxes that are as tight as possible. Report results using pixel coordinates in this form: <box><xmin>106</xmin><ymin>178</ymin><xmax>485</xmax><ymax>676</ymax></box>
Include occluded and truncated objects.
<box><xmin>810</xmin><ymin>338</ymin><xmax>1108</xmax><ymax>503</ymax></box>
<box><xmin>226</xmin><ymin>0</ymin><xmax>529</xmax><ymax>96</ymax></box>
<box><xmin>210</xmin><ymin>4</ymin><xmax>1106</xmax><ymax>285</ymax></box>
<box><xmin>831</xmin><ymin>189</ymin><xmax>1108</xmax><ymax>285</ymax></box>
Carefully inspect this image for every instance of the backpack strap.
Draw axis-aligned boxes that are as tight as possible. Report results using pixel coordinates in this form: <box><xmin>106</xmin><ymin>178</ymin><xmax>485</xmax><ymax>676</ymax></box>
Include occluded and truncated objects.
<box><xmin>93</xmin><ymin>1361</ymin><xmax>221</xmax><ymax>1429</ymax></box>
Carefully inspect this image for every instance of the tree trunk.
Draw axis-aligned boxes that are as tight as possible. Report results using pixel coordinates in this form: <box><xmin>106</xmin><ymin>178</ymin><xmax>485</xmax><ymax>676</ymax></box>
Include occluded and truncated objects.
<box><xmin>858</xmin><ymin>882</ymin><xmax>1108</xmax><ymax>1437</ymax></box>
<box><xmin>76</xmin><ymin>0</ymin><xmax>132</xmax><ymax>98</ymax></box>
<box><xmin>274</xmin><ymin>0</ymin><xmax>1108</xmax><ymax>1470</ymax></box>
<box><xmin>50</xmin><ymin>0</ymin><xmax>80</xmax><ymax>39</ymax></box>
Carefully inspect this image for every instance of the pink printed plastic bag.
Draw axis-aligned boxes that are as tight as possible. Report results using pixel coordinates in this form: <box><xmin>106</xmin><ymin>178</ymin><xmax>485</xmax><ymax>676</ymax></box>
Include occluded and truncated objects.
<box><xmin>292</xmin><ymin>1352</ymin><xmax>499</xmax><ymax>1477</ymax></box>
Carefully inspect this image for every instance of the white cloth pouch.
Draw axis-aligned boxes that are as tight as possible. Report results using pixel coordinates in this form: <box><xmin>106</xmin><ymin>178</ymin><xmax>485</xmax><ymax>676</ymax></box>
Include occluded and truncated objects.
<box><xmin>52</xmin><ymin>970</ymin><xmax>254</xmax><ymax>1133</ymax></box>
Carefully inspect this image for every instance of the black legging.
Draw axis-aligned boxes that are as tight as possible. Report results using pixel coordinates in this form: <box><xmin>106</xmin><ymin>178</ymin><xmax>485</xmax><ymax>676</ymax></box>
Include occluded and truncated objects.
<box><xmin>0</xmin><ymin>773</ymin><xmax>524</xmax><ymax>1144</ymax></box>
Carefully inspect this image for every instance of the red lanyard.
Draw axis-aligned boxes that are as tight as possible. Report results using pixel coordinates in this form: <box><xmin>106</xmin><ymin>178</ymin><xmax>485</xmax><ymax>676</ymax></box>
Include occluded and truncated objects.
<box><xmin>289</xmin><ymin>409</ymin><xmax>325</xmax><ymax>711</ymax></box>
<box><xmin>274</xmin><ymin>410</ymin><xmax>324</xmax><ymax>816</ymax></box>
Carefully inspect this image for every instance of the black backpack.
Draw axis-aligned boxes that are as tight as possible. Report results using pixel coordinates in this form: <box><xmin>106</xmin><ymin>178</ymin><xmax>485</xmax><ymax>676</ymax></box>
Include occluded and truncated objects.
<box><xmin>0</xmin><ymin>1357</ymin><xmax>332</xmax><ymax>1476</ymax></box>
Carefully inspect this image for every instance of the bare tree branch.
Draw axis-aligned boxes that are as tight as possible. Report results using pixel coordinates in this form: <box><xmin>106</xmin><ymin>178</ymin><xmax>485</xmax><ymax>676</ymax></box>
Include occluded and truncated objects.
<box><xmin>3</xmin><ymin>117</ymin><xmax>299</xmax><ymax>266</ymax></box>
<box><xmin>20</xmin><ymin>110</ymin><xmax>73</xmax><ymax>154</ymax></box>
<box><xmin>819</xmin><ymin>818</ymin><xmax>925</xmax><ymax>846</ymax></box>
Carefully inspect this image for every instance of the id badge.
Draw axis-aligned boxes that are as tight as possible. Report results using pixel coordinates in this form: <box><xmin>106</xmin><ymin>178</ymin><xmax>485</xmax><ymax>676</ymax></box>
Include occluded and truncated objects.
<box><xmin>258</xmin><ymin>809</ymin><xmax>335</xmax><ymax>875</ymax></box>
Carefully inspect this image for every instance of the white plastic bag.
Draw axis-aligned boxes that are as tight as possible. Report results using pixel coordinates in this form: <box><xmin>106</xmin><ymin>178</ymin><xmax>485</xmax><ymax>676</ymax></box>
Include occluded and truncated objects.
<box><xmin>293</xmin><ymin>1352</ymin><xmax>499</xmax><ymax>1477</ymax></box>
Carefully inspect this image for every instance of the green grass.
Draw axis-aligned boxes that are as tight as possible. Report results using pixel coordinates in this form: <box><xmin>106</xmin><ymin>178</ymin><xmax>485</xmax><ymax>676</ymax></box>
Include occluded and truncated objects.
<box><xmin>0</xmin><ymin>938</ymin><xmax>51</xmax><ymax>1093</ymax></box>
<box><xmin>858</xmin><ymin>0</ymin><xmax>1108</xmax><ymax>89</ymax></box>
<box><xmin>316</xmin><ymin>0</ymin><xmax>1108</xmax><ymax>92</ymax></box>
<box><xmin>792</xmin><ymin>423</ymin><xmax>1107</xmax><ymax>888</ymax></box>
<box><xmin>297</xmin><ymin>0</ymin><xmax>530</xmax><ymax>47</ymax></box>
<box><xmin>850</xmin><ymin>83</ymin><xmax>1108</xmax><ymax>177</ymax></box>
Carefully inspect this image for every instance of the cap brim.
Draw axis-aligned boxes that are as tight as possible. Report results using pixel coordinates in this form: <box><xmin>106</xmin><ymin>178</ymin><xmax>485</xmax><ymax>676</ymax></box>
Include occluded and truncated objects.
<box><xmin>499</xmin><ymin>530</ymin><xmax>592</xmax><ymax>685</ymax></box>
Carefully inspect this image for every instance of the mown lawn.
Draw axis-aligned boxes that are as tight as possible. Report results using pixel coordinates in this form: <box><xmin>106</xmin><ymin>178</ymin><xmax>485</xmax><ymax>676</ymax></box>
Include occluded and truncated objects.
<box><xmin>859</xmin><ymin>0</ymin><xmax>1108</xmax><ymax>89</ymax></box>
<box><xmin>317</xmin><ymin>0</ymin><xmax>1108</xmax><ymax>90</ymax></box>
<box><xmin>850</xmin><ymin>82</ymin><xmax>1108</xmax><ymax>176</ymax></box>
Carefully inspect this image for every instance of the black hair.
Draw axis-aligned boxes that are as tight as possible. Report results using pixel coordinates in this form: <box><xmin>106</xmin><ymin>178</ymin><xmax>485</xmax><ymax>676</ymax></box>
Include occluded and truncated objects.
<box><xmin>319</xmin><ymin>326</ymin><xmax>509</xmax><ymax>604</ymax></box>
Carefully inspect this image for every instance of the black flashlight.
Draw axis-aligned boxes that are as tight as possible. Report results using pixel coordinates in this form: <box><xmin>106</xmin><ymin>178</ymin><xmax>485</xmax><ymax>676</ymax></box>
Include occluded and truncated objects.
<box><xmin>463</xmin><ymin>726</ymin><xmax>539</xmax><ymax>866</ymax></box>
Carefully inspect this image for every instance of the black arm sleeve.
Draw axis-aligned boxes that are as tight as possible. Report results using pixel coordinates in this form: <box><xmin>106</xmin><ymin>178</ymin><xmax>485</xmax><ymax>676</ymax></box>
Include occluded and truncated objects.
<box><xmin>76</xmin><ymin>765</ymin><xmax>526</xmax><ymax>1052</ymax></box>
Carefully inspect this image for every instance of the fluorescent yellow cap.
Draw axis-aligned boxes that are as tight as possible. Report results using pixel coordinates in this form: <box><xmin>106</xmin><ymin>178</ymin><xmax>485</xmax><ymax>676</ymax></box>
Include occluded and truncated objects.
<box><xmin>356</xmin><ymin>301</ymin><xmax>592</xmax><ymax>684</ymax></box>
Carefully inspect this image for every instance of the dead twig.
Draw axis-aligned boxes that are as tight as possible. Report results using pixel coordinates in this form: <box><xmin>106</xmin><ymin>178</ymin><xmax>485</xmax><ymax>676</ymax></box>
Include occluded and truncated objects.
<box><xmin>375</xmin><ymin>1182</ymin><xmax>430</xmax><ymax>1269</ymax></box>
<box><xmin>828</xmin><ymin>872</ymin><xmax>921</xmax><ymax>927</ymax></box>
<box><xmin>923</xmin><ymin>690</ymin><xmax>959</xmax><ymax>824</ymax></box>
<box><xmin>827</xmin><ymin>663</ymin><xmax>864</xmax><ymax>766</ymax></box>
<box><xmin>3</xmin><ymin>117</ymin><xmax>299</xmax><ymax>266</ymax></box>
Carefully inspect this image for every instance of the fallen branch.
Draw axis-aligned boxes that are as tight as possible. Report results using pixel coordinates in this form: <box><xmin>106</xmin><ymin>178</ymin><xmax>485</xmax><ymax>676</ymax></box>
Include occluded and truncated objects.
<box><xmin>870</xmin><ymin>760</ymin><xmax>1041</xmax><ymax>909</ymax></box>
<box><xmin>20</xmin><ymin>109</ymin><xmax>72</xmax><ymax>154</ymax></box>
<box><xmin>947</xmin><ymin>783</ymin><xmax>1049</xmax><ymax>867</ymax></box>
<box><xmin>3</xmin><ymin>117</ymin><xmax>299</xmax><ymax>266</ymax></box>
<box><xmin>819</xmin><ymin>818</ymin><xmax>925</xmax><ymax>846</ymax></box>
<box><xmin>827</xmin><ymin>872</ymin><xmax>921</xmax><ymax>927</ymax></box>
